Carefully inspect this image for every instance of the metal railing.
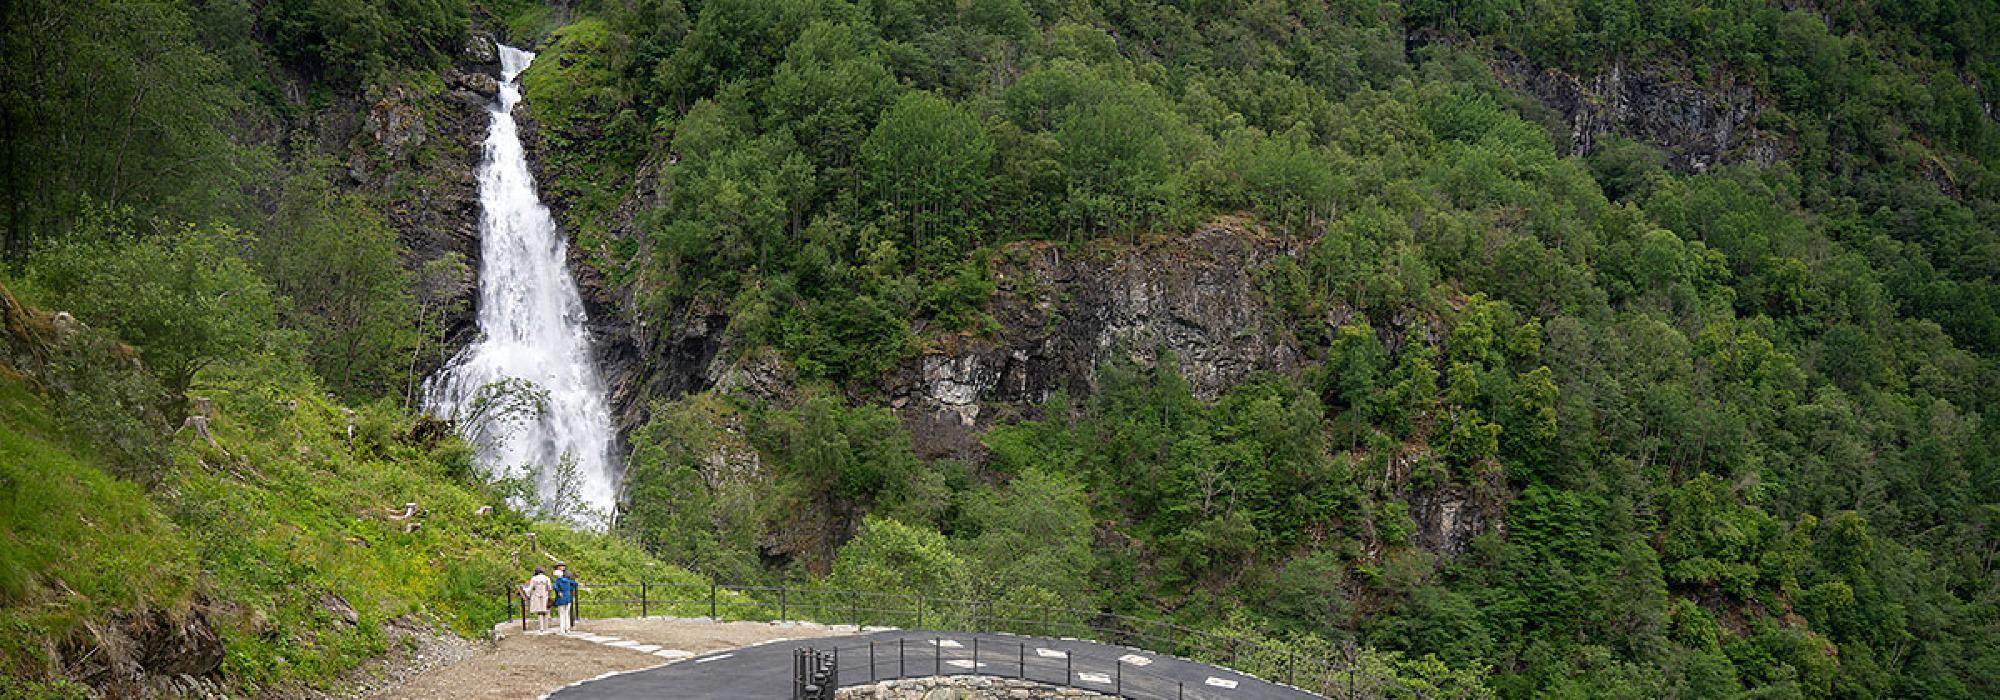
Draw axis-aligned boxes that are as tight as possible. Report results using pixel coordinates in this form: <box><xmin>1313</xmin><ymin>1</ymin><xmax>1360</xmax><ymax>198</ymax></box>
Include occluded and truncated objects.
<box><xmin>794</xmin><ymin>646</ymin><xmax>838</xmax><ymax>699</ymax></box>
<box><xmin>505</xmin><ymin>581</ymin><xmax>1392</xmax><ymax>698</ymax></box>
<box><xmin>815</xmin><ymin>634</ymin><xmax>1237</xmax><ymax>699</ymax></box>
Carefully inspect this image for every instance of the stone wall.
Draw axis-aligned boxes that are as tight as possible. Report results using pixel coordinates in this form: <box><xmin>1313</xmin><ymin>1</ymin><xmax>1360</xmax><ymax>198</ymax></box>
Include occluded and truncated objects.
<box><xmin>838</xmin><ymin>676</ymin><xmax>1118</xmax><ymax>699</ymax></box>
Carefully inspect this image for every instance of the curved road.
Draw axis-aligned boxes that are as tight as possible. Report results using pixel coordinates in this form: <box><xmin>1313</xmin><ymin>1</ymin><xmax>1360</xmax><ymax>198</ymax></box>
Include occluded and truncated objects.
<box><xmin>549</xmin><ymin>629</ymin><xmax>1322</xmax><ymax>700</ymax></box>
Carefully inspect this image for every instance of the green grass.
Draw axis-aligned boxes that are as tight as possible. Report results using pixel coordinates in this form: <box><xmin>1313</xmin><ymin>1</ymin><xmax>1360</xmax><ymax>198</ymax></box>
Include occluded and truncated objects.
<box><xmin>0</xmin><ymin>382</ymin><xmax>195</xmax><ymax>680</ymax></box>
<box><xmin>0</xmin><ymin>369</ymin><xmax>710</xmax><ymax>692</ymax></box>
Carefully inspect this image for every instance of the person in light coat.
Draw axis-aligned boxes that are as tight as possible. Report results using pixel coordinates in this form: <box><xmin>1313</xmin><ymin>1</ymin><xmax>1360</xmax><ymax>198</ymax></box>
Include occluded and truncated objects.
<box><xmin>523</xmin><ymin>568</ymin><xmax>553</xmax><ymax>633</ymax></box>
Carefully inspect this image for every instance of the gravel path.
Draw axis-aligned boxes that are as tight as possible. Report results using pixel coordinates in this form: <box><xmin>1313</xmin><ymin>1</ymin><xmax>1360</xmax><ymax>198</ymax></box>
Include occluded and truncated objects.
<box><xmin>368</xmin><ymin>618</ymin><xmax>843</xmax><ymax>700</ymax></box>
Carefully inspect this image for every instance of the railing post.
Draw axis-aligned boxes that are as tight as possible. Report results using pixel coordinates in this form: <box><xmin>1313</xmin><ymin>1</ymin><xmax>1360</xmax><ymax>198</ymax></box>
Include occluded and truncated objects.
<box><xmin>1064</xmin><ymin>650</ymin><xmax>1072</xmax><ymax>687</ymax></box>
<box><xmin>709</xmin><ymin>583</ymin><xmax>718</xmax><ymax>620</ymax></box>
<box><xmin>899</xmin><ymin>638</ymin><xmax>905</xmax><ymax>679</ymax></box>
<box><xmin>780</xmin><ymin>587</ymin><xmax>788</xmax><ymax>622</ymax></box>
<box><xmin>851</xmin><ymin>591</ymin><xmax>859</xmax><ymax>627</ymax></box>
<box><xmin>916</xmin><ymin>599</ymin><xmax>924</xmax><ymax>629</ymax></box>
<box><xmin>511</xmin><ymin>585</ymin><xmax>522</xmax><ymax>631</ymax></box>
<box><xmin>641</xmin><ymin>580</ymin><xmax>649</xmax><ymax>619</ymax></box>
<box><xmin>869</xmin><ymin>640</ymin><xmax>876</xmax><ymax>681</ymax></box>
<box><xmin>933</xmin><ymin>637</ymin><xmax>941</xmax><ymax>677</ymax></box>
<box><xmin>1018</xmin><ymin>642</ymin><xmax>1025</xmax><ymax>680</ymax></box>
<box><xmin>972</xmin><ymin>637</ymin><xmax>979</xmax><ymax>676</ymax></box>
<box><xmin>1116</xmin><ymin>659</ymin><xmax>1122</xmax><ymax>695</ymax></box>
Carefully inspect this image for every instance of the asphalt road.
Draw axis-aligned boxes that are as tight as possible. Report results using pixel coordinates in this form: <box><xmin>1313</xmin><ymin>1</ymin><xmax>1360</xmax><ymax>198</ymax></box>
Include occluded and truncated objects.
<box><xmin>549</xmin><ymin>629</ymin><xmax>1324</xmax><ymax>699</ymax></box>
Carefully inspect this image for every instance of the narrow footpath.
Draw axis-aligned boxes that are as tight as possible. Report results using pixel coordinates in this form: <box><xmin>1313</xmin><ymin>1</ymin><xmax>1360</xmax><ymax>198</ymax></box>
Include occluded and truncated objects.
<box><xmin>367</xmin><ymin>619</ymin><xmax>843</xmax><ymax>699</ymax></box>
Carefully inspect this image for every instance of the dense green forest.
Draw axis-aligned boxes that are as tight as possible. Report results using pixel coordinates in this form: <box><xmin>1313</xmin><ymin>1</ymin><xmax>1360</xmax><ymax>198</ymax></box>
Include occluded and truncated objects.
<box><xmin>4</xmin><ymin>0</ymin><xmax>1999</xmax><ymax>697</ymax></box>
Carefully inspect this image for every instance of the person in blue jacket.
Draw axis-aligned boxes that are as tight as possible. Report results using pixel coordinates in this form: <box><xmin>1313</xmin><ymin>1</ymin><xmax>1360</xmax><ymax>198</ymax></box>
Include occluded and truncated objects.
<box><xmin>552</xmin><ymin>563</ymin><xmax>579</xmax><ymax>635</ymax></box>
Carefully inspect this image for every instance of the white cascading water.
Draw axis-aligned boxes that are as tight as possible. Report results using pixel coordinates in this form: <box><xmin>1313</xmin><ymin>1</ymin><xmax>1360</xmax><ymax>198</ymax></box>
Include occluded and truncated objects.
<box><xmin>425</xmin><ymin>44</ymin><xmax>618</xmax><ymax>528</ymax></box>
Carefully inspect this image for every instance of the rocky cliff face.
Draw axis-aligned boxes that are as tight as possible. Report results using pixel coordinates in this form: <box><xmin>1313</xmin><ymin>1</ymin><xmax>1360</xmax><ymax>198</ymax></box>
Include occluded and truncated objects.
<box><xmin>58</xmin><ymin>605</ymin><xmax>226</xmax><ymax>698</ymax></box>
<box><xmin>1488</xmin><ymin>50</ymin><xmax>1788</xmax><ymax>172</ymax></box>
<box><xmin>332</xmin><ymin>35</ymin><xmax>502</xmax><ymax>385</ymax></box>
<box><xmin>508</xmin><ymin>81</ymin><xmax>732</xmax><ymax>440</ymax></box>
<box><xmin>887</xmin><ymin>225</ymin><xmax>1307</xmax><ymax>459</ymax></box>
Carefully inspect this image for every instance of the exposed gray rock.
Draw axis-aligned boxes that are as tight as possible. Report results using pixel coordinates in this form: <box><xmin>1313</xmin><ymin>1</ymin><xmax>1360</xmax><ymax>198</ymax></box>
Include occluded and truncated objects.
<box><xmin>449</xmin><ymin>68</ymin><xmax>500</xmax><ymax>97</ymax></box>
<box><xmin>464</xmin><ymin>33</ymin><xmax>499</xmax><ymax>65</ymax></box>
<box><xmin>1489</xmin><ymin>50</ymin><xmax>1787</xmax><ymax>172</ymax></box>
<box><xmin>364</xmin><ymin>88</ymin><xmax>430</xmax><ymax>160</ymax></box>
<box><xmin>321</xmin><ymin>592</ymin><xmax>359</xmax><ymax>626</ymax></box>
<box><xmin>346</xmin><ymin>57</ymin><xmax>496</xmax><ymax>384</ymax></box>
<box><xmin>887</xmin><ymin>225</ymin><xmax>1306</xmax><ymax>459</ymax></box>
<box><xmin>1408</xmin><ymin>487</ymin><xmax>1503</xmax><ymax>557</ymax></box>
<box><xmin>513</xmin><ymin>98</ymin><xmax>712</xmax><ymax>439</ymax></box>
<box><xmin>62</xmin><ymin>605</ymin><xmax>225</xmax><ymax>697</ymax></box>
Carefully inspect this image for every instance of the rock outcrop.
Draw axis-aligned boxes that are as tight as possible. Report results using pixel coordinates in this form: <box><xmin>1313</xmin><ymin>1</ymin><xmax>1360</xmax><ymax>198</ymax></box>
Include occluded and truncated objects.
<box><xmin>330</xmin><ymin>34</ymin><xmax>502</xmax><ymax>386</ymax></box>
<box><xmin>509</xmin><ymin>84</ymin><xmax>728</xmax><ymax>438</ymax></box>
<box><xmin>887</xmin><ymin>224</ymin><xmax>1307</xmax><ymax>459</ymax></box>
<box><xmin>1488</xmin><ymin>50</ymin><xmax>1787</xmax><ymax>172</ymax></box>
<box><xmin>58</xmin><ymin>605</ymin><xmax>226</xmax><ymax>698</ymax></box>
<box><xmin>1408</xmin><ymin>485</ymin><xmax>1505</xmax><ymax>557</ymax></box>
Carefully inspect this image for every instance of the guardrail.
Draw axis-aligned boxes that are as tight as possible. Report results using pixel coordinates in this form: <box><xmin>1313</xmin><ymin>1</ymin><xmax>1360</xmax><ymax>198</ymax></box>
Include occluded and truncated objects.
<box><xmin>505</xmin><ymin>581</ymin><xmax>1389</xmax><ymax>698</ymax></box>
<box><xmin>813</xmin><ymin>634</ymin><xmax>1243</xmax><ymax>699</ymax></box>
<box><xmin>794</xmin><ymin>646</ymin><xmax>838</xmax><ymax>700</ymax></box>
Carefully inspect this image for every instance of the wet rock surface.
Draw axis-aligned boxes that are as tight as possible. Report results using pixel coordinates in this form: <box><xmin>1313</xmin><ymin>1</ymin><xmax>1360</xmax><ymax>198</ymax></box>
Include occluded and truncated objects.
<box><xmin>510</xmin><ymin>86</ymin><xmax>723</xmax><ymax>440</ymax></box>
<box><xmin>355</xmin><ymin>39</ymin><xmax>501</xmax><ymax>384</ymax></box>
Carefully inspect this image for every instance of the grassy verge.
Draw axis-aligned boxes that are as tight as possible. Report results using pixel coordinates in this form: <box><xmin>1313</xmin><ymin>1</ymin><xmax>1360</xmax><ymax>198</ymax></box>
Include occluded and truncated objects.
<box><xmin>0</xmin><ymin>370</ymin><xmax>707</xmax><ymax>693</ymax></box>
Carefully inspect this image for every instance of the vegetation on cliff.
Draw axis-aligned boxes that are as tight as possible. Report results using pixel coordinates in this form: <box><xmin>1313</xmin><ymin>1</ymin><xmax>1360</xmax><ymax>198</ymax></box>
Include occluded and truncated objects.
<box><xmin>2</xmin><ymin>0</ymin><xmax>1998</xmax><ymax>698</ymax></box>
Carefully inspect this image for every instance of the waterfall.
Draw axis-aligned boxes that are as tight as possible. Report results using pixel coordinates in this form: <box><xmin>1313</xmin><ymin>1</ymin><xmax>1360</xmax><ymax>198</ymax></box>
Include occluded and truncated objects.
<box><xmin>424</xmin><ymin>44</ymin><xmax>618</xmax><ymax>528</ymax></box>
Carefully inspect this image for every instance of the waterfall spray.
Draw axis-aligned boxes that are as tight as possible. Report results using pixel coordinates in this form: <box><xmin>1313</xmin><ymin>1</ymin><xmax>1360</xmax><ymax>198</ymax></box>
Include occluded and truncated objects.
<box><xmin>424</xmin><ymin>44</ymin><xmax>619</xmax><ymax>528</ymax></box>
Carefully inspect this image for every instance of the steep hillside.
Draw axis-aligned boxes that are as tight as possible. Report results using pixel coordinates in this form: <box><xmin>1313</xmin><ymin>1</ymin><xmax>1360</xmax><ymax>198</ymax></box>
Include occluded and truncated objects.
<box><xmin>3</xmin><ymin>0</ymin><xmax>1998</xmax><ymax>698</ymax></box>
<box><xmin>0</xmin><ymin>291</ymin><xmax>699</xmax><ymax>699</ymax></box>
<box><xmin>514</xmin><ymin>1</ymin><xmax>2000</xmax><ymax>697</ymax></box>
